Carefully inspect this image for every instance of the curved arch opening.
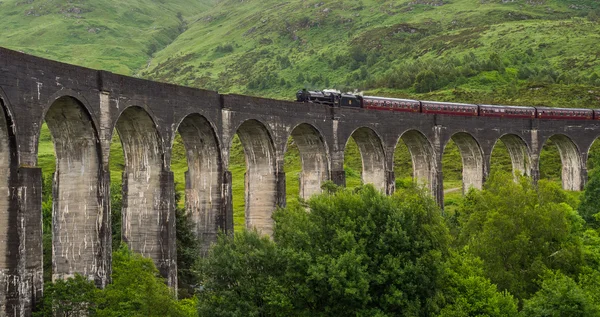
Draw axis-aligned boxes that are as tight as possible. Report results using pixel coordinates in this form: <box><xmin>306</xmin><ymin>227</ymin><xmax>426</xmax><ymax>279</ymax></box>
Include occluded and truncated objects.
<box><xmin>587</xmin><ymin>137</ymin><xmax>600</xmax><ymax>172</ymax></box>
<box><xmin>114</xmin><ymin>107</ymin><xmax>167</xmax><ymax>270</ymax></box>
<box><xmin>539</xmin><ymin>135</ymin><xmax>582</xmax><ymax>191</ymax></box>
<box><xmin>344</xmin><ymin>127</ymin><xmax>386</xmax><ymax>191</ymax></box>
<box><xmin>490</xmin><ymin>134</ymin><xmax>531</xmax><ymax>179</ymax></box>
<box><xmin>285</xmin><ymin>124</ymin><xmax>329</xmax><ymax>202</ymax></box>
<box><xmin>231</xmin><ymin>120</ymin><xmax>277</xmax><ymax>235</ymax></box>
<box><xmin>42</xmin><ymin>96</ymin><xmax>102</xmax><ymax>282</ymax></box>
<box><xmin>175</xmin><ymin>114</ymin><xmax>222</xmax><ymax>251</ymax></box>
<box><xmin>395</xmin><ymin>130</ymin><xmax>436</xmax><ymax>191</ymax></box>
<box><xmin>443</xmin><ymin>132</ymin><xmax>484</xmax><ymax>194</ymax></box>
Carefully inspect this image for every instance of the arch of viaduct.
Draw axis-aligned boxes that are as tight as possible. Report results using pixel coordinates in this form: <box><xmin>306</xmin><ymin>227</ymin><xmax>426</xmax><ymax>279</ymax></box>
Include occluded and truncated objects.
<box><xmin>2</xmin><ymin>47</ymin><xmax>600</xmax><ymax>315</ymax></box>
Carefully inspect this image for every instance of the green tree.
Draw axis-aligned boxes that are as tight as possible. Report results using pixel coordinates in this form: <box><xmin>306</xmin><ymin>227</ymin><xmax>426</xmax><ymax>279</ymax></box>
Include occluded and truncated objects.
<box><xmin>414</xmin><ymin>69</ymin><xmax>438</xmax><ymax>93</ymax></box>
<box><xmin>199</xmin><ymin>184</ymin><xmax>455</xmax><ymax>316</ymax></box>
<box><xmin>197</xmin><ymin>230</ymin><xmax>292</xmax><ymax>316</ymax></box>
<box><xmin>274</xmin><ymin>185</ymin><xmax>450</xmax><ymax>315</ymax></box>
<box><xmin>578</xmin><ymin>167</ymin><xmax>600</xmax><ymax>227</ymax></box>
<box><xmin>33</xmin><ymin>274</ymin><xmax>99</xmax><ymax>317</ymax></box>
<box><xmin>95</xmin><ymin>245</ymin><xmax>193</xmax><ymax>317</ymax></box>
<box><xmin>436</xmin><ymin>251</ymin><xmax>518</xmax><ymax>317</ymax></box>
<box><xmin>455</xmin><ymin>172</ymin><xmax>585</xmax><ymax>301</ymax></box>
<box><xmin>176</xmin><ymin>201</ymin><xmax>202</xmax><ymax>298</ymax></box>
<box><xmin>522</xmin><ymin>270</ymin><xmax>600</xmax><ymax>317</ymax></box>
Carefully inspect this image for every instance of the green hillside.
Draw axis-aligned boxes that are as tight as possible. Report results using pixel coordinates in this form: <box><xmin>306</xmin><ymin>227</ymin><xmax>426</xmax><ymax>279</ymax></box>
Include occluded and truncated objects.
<box><xmin>0</xmin><ymin>0</ymin><xmax>214</xmax><ymax>74</ymax></box>
<box><xmin>142</xmin><ymin>0</ymin><xmax>600</xmax><ymax>107</ymax></box>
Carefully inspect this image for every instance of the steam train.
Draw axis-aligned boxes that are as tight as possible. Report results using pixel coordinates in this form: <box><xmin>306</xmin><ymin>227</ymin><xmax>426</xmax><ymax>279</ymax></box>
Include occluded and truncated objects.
<box><xmin>296</xmin><ymin>89</ymin><xmax>599</xmax><ymax>120</ymax></box>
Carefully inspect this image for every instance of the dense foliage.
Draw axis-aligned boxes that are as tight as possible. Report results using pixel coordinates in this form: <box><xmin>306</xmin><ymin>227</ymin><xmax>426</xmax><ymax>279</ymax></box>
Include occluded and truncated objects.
<box><xmin>35</xmin><ymin>246</ymin><xmax>196</xmax><ymax>317</ymax></box>
<box><xmin>197</xmin><ymin>173</ymin><xmax>600</xmax><ymax>316</ymax></box>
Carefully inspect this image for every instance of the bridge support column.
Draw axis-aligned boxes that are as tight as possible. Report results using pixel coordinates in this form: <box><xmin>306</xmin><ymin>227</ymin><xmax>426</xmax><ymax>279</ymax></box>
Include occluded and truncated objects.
<box><xmin>276</xmin><ymin>171</ymin><xmax>286</xmax><ymax>208</ymax></box>
<box><xmin>433</xmin><ymin>170</ymin><xmax>444</xmax><ymax>209</ymax></box>
<box><xmin>385</xmin><ymin>171</ymin><xmax>395</xmax><ymax>195</ymax></box>
<box><xmin>96</xmin><ymin>169</ymin><xmax>111</xmax><ymax>288</ymax></box>
<box><xmin>580</xmin><ymin>166</ymin><xmax>588</xmax><ymax>190</ymax></box>
<box><xmin>531</xmin><ymin>169</ymin><xmax>540</xmax><ymax>186</ymax></box>
<box><xmin>331</xmin><ymin>170</ymin><xmax>346</xmax><ymax>188</ymax></box>
<box><xmin>222</xmin><ymin>170</ymin><xmax>234</xmax><ymax>235</ymax></box>
<box><xmin>158</xmin><ymin>171</ymin><xmax>177</xmax><ymax>289</ymax></box>
<box><xmin>9</xmin><ymin>167</ymin><xmax>43</xmax><ymax>316</ymax></box>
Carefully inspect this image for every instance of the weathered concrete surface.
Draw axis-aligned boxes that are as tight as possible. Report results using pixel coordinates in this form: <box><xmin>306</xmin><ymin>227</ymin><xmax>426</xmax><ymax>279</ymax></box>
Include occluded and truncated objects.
<box><xmin>117</xmin><ymin>107</ymin><xmax>176</xmax><ymax>287</ymax></box>
<box><xmin>449</xmin><ymin>132</ymin><xmax>485</xmax><ymax>193</ymax></box>
<box><xmin>0</xmin><ymin>100</ymin><xmax>18</xmax><ymax>316</ymax></box>
<box><xmin>46</xmin><ymin>97</ymin><xmax>104</xmax><ymax>283</ymax></box>
<box><xmin>178</xmin><ymin>114</ymin><xmax>223</xmax><ymax>254</ymax></box>
<box><xmin>2</xmin><ymin>47</ymin><xmax>600</xmax><ymax>315</ymax></box>
<box><xmin>498</xmin><ymin>134</ymin><xmax>531</xmax><ymax>179</ymax></box>
<box><xmin>398</xmin><ymin>130</ymin><xmax>437</xmax><ymax>190</ymax></box>
<box><xmin>546</xmin><ymin>134</ymin><xmax>583</xmax><ymax>191</ymax></box>
<box><xmin>15</xmin><ymin>167</ymin><xmax>43</xmax><ymax>316</ymax></box>
<box><xmin>290</xmin><ymin>123</ymin><xmax>329</xmax><ymax>200</ymax></box>
<box><xmin>236</xmin><ymin>120</ymin><xmax>277</xmax><ymax>236</ymax></box>
<box><xmin>349</xmin><ymin>127</ymin><xmax>386</xmax><ymax>191</ymax></box>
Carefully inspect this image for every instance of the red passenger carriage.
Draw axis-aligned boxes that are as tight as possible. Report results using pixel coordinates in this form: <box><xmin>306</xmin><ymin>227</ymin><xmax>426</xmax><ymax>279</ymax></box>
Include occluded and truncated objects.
<box><xmin>362</xmin><ymin>96</ymin><xmax>420</xmax><ymax>112</ymax></box>
<box><xmin>421</xmin><ymin>101</ymin><xmax>478</xmax><ymax>116</ymax></box>
<box><xmin>536</xmin><ymin>107</ymin><xmax>593</xmax><ymax>120</ymax></box>
<box><xmin>479</xmin><ymin>104</ymin><xmax>536</xmax><ymax>119</ymax></box>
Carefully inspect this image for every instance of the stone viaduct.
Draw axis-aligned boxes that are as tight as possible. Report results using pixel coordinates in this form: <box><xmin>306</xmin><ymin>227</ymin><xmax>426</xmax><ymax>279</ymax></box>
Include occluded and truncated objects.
<box><xmin>1</xmin><ymin>47</ymin><xmax>600</xmax><ymax>315</ymax></box>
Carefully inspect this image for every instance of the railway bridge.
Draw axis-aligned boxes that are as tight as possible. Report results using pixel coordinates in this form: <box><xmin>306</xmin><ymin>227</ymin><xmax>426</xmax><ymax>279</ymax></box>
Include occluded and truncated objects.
<box><xmin>1</xmin><ymin>47</ymin><xmax>599</xmax><ymax>315</ymax></box>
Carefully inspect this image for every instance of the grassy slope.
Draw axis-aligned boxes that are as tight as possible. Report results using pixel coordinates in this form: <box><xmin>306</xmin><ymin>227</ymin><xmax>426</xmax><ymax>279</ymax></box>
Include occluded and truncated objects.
<box><xmin>143</xmin><ymin>0</ymin><xmax>600</xmax><ymax>106</ymax></box>
<box><xmin>0</xmin><ymin>0</ymin><xmax>214</xmax><ymax>74</ymax></box>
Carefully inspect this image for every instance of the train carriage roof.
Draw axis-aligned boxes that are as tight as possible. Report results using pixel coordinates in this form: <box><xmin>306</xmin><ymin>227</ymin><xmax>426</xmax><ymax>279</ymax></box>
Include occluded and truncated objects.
<box><xmin>535</xmin><ymin>106</ymin><xmax>593</xmax><ymax>112</ymax></box>
<box><xmin>362</xmin><ymin>96</ymin><xmax>420</xmax><ymax>103</ymax></box>
<box><xmin>421</xmin><ymin>101</ymin><xmax>477</xmax><ymax>107</ymax></box>
<box><xmin>479</xmin><ymin>104</ymin><xmax>536</xmax><ymax>110</ymax></box>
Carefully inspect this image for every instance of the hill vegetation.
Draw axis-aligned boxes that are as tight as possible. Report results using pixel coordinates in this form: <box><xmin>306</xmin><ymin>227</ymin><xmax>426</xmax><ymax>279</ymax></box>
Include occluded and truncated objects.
<box><xmin>140</xmin><ymin>0</ymin><xmax>600</xmax><ymax>108</ymax></box>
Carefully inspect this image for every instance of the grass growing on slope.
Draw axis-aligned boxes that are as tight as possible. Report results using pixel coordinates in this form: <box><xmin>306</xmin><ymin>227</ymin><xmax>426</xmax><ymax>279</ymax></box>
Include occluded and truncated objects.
<box><xmin>0</xmin><ymin>0</ymin><xmax>213</xmax><ymax>75</ymax></box>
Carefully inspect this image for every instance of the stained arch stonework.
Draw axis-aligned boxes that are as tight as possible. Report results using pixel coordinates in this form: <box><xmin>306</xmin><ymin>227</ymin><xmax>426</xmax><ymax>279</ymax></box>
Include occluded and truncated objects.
<box><xmin>175</xmin><ymin>113</ymin><xmax>223</xmax><ymax>253</ymax></box>
<box><xmin>492</xmin><ymin>134</ymin><xmax>532</xmax><ymax>179</ymax></box>
<box><xmin>0</xmin><ymin>97</ymin><xmax>18</xmax><ymax>314</ymax></box>
<box><xmin>44</xmin><ymin>96</ymin><xmax>105</xmax><ymax>283</ymax></box>
<box><xmin>233</xmin><ymin>119</ymin><xmax>277</xmax><ymax>236</ymax></box>
<box><xmin>346</xmin><ymin>127</ymin><xmax>386</xmax><ymax>191</ymax></box>
<box><xmin>286</xmin><ymin>123</ymin><xmax>330</xmax><ymax>200</ymax></box>
<box><xmin>3</xmin><ymin>48</ymin><xmax>600</xmax><ymax>315</ymax></box>
<box><xmin>396</xmin><ymin>129</ymin><xmax>437</xmax><ymax>190</ymax></box>
<box><xmin>114</xmin><ymin>106</ymin><xmax>176</xmax><ymax>287</ymax></box>
<box><xmin>445</xmin><ymin>132</ymin><xmax>485</xmax><ymax>192</ymax></box>
<box><xmin>540</xmin><ymin>134</ymin><xmax>583</xmax><ymax>191</ymax></box>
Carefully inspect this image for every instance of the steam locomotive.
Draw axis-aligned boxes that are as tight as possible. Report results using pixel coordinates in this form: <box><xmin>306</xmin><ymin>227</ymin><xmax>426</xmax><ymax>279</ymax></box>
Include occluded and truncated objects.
<box><xmin>296</xmin><ymin>89</ymin><xmax>599</xmax><ymax>120</ymax></box>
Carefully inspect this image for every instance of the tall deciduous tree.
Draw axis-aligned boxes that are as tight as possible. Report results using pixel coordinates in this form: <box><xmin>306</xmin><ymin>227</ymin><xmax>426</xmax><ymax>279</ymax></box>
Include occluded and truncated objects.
<box><xmin>522</xmin><ymin>270</ymin><xmax>600</xmax><ymax>317</ymax></box>
<box><xmin>578</xmin><ymin>167</ymin><xmax>600</xmax><ymax>227</ymax></box>
<box><xmin>455</xmin><ymin>172</ymin><xmax>586</xmax><ymax>301</ymax></box>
